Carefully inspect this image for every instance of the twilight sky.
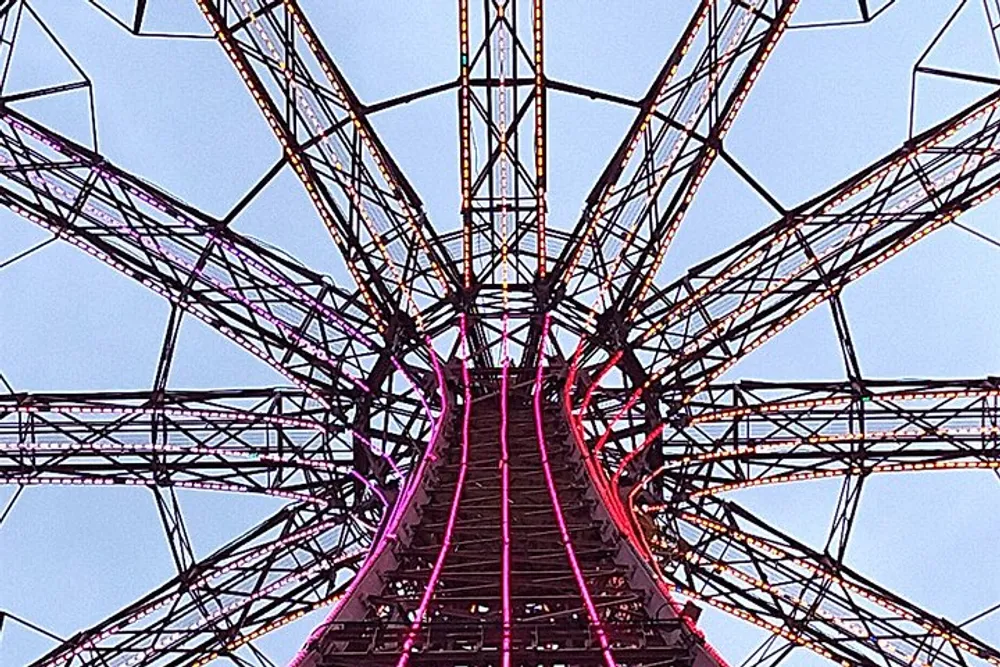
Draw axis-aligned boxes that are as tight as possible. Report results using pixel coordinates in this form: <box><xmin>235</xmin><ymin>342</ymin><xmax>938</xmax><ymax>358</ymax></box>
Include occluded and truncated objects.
<box><xmin>1</xmin><ymin>1</ymin><xmax>999</xmax><ymax>666</ymax></box>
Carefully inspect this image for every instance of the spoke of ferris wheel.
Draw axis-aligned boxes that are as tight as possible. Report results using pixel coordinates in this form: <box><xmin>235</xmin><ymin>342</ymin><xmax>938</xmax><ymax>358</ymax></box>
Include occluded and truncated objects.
<box><xmin>27</xmin><ymin>498</ymin><xmax>376</xmax><ymax>667</ymax></box>
<box><xmin>0</xmin><ymin>391</ymin><xmax>387</xmax><ymax>666</ymax></box>
<box><xmin>193</xmin><ymin>0</ymin><xmax>458</xmax><ymax>339</ymax></box>
<box><xmin>578</xmin><ymin>88</ymin><xmax>1000</xmax><ymax>425</ymax></box>
<box><xmin>0</xmin><ymin>106</ymin><xmax>444</xmax><ymax>466</ymax></box>
<box><xmin>606</xmin><ymin>376</ymin><xmax>1000</xmax><ymax>474</ymax></box>
<box><xmin>0</xmin><ymin>388</ymin><xmax>402</xmax><ymax>501</ymax></box>
<box><xmin>635</xmin><ymin>376</ymin><xmax>1000</xmax><ymax>491</ymax></box>
<box><xmin>551</xmin><ymin>0</ymin><xmax>799</xmax><ymax>317</ymax></box>
<box><xmin>458</xmin><ymin>0</ymin><xmax>547</xmax><ymax>288</ymax></box>
<box><xmin>641</xmin><ymin>495</ymin><xmax>1000</xmax><ymax>667</ymax></box>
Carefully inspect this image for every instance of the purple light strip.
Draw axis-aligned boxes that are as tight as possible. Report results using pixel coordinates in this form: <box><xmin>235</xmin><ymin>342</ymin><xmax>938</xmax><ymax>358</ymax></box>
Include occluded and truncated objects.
<box><xmin>28</xmin><ymin>161</ymin><xmax>371</xmax><ymax>393</ymax></box>
<box><xmin>0</xmin><ymin>123</ymin><xmax>422</xmax><ymax>478</ymax></box>
<box><xmin>1</xmin><ymin>441</ymin><xmax>386</xmax><ymax>489</ymax></box>
<box><xmin>2</xmin><ymin>477</ymin><xmax>322</xmax><ymax>506</ymax></box>
<box><xmin>288</xmin><ymin>340</ymin><xmax>448</xmax><ymax>667</ymax></box>
<box><xmin>2</xmin><ymin>114</ymin><xmax>377</xmax><ymax>348</ymax></box>
<box><xmin>395</xmin><ymin>315</ymin><xmax>471</xmax><ymax>666</ymax></box>
<box><xmin>500</xmin><ymin>323</ymin><xmax>513</xmax><ymax>667</ymax></box>
<box><xmin>6</xmin><ymin>404</ymin><xmax>322</xmax><ymax>431</ymax></box>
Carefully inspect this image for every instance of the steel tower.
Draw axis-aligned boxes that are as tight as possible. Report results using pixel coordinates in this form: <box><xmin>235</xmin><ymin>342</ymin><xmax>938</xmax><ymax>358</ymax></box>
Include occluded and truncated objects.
<box><xmin>2</xmin><ymin>2</ymin><xmax>1000</xmax><ymax>667</ymax></box>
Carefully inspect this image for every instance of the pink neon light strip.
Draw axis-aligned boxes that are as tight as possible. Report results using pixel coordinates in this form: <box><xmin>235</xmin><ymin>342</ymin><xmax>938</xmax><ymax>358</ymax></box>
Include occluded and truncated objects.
<box><xmin>288</xmin><ymin>347</ymin><xmax>447</xmax><ymax>667</ymax></box>
<box><xmin>500</xmin><ymin>353</ymin><xmax>513</xmax><ymax>667</ymax></box>
<box><xmin>533</xmin><ymin>314</ymin><xmax>617</xmax><ymax>667</ymax></box>
<box><xmin>496</xmin><ymin>6</ymin><xmax>514</xmax><ymax>659</ymax></box>
<box><xmin>395</xmin><ymin>316</ymin><xmax>472</xmax><ymax>666</ymax></box>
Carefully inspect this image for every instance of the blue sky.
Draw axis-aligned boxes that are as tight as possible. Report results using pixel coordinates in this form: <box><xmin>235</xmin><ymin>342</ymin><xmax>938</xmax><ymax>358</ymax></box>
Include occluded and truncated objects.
<box><xmin>1</xmin><ymin>1</ymin><xmax>999</xmax><ymax>666</ymax></box>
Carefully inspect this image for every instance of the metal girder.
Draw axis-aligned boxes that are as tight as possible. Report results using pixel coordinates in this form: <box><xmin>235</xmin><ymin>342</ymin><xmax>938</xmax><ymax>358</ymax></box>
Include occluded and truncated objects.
<box><xmin>193</xmin><ymin>0</ymin><xmax>459</xmax><ymax>338</ymax></box>
<box><xmin>0</xmin><ymin>108</ymin><xmax>441</xmax><ymax>476</ymax></box>
<box><xmin>551</xmin><ymin>0</ymin><xmax>799</xmax><ymax>319</ymax></box>
<box><xmin>29</xmin><ymin>499</ymin><xmax>376</xmax><ymax>667</ymax></box>
<box><xmin>445</xmin><ymin>0</ymin><xmax>550</xmax><ymax>368</ymax></box>
<box><xmin>457</xmin><ymin>0</ymin><xmax>547</xmax><ymax>298</ymax></box>
<box><xmin>0</xmin><ymin>388</ymin><xmax>400</xmax><ymax>491</ymax></box>
<box><xmin>0</xmin><ymin>388</ymin><xmax>394</xmax><ymax>502</ymax></box>
<box><xmin>152</xmin><ymin>485</ymin><xmax>198</xmax><ymax>576</ymax></box>
<box><xmin>570</xmin><ymin>88</ymin><xmax>1000</xmax><ymax>457</ymax></box>
<box><xmin>640</xmin><ymin>495</ymin><xmax>1000</xmax><ymax>667</ymax></box>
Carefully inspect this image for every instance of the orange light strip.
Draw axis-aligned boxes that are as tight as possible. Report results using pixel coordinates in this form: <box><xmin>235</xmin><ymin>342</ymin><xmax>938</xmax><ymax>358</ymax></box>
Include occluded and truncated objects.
<box><xmin>628</xmin><ymin>0</ymin><xmax>799</xmax><ymax>316</ymax></box>
<box><xmin>282</xmin><ymin>0</ymin><xmax>450</xmax><ymax>297</ymax></box>
<box><xmin>197</xmin><ymin>1</ymin><xmax>456</xmax><ymax>336</ymax></box>
<box><xmin>533</xmin><ymin>0</ymin><xmax>546</xmax><ymax>277</ymax></box>
<box><xmin>459</xmin><ymin>0</ymin><xmax>473</xmax><ymax>288</ymax></box>
<box><xmin>194</xmin><ymin>0</ymin><xmax>384</xmax><ymax>330</ymax></box>
<box><xmin>601</xmin><ymin>0</ymin><xmax>764</xmax><ymax>305</ymax></box>
<box><xmin>192</xmin><ymin>593</ymin><xmax>343</xmax><ymax>667</ymax></box>
<box><xmin>561</xmin><ymin>0</ymin><xmax>711</xmax><ymax>288</ymax></box>
<box><xmin>688</xmin><ymin>456</ymin><xmax>1000</xmax><ymax>498</ymax></box>
<box><xmin>693</xmin><ymin>386</ymin><xmax>1000</xmax><ymax>424</ymax></box>
<box><xmin>572</xmin><ymin>0</ymin><xmax>802</xmax><ymax>466</ymax></box>
<box><xmin>663</xmin><ymin>136</ymin><xmax>996</xmax><ymax>365</ymax></box>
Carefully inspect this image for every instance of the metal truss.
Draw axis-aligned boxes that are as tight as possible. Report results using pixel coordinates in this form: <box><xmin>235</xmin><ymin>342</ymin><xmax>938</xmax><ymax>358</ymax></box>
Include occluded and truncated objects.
<box><xmin>0</xmin><ymin>389</ymin><xmax>382</xmax><ymax>501</ymax></box>
<box><xmin>552</xmin><ymin>0</ymin><xmax>799</xmax><ymax>319</ymax></box>
<box><xmin>5</xmin><ymin>2</ymin><xmax>1000</xmax><ymax>667</ymax></box>
<box><xmin>569</xmin><ymin>88</ymin><xmax>1000</xmax><ymax>457</ymax></box>
<box><xmin>0</xmin><ymin>388</ymin><xmax>385</xmax><ymax>667</ymax></box>
<box><xmin>191</xmin><ymin>0</ymin><xmax>459</xmax><ymax>340</ymax></box>
<box><xmin>0</xmin><ymin>106</ymin><xmax>442</xmax><ymax>481</ymax></box>
<box><xmin>456</xmin><ymin>0</ymin><xmax>546</xmax><ymax>313</ymax></box>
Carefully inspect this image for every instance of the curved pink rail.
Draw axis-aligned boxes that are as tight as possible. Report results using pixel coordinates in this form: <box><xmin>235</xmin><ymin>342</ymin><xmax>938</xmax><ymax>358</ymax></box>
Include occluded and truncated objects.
<box><xmin>534</xmin><ymin>314</ymin><xmax>618</xmax><ymax>667</ymax></box>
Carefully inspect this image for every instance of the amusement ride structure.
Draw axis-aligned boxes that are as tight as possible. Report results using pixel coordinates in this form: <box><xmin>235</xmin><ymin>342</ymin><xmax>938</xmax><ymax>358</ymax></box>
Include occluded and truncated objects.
<box><xmin>2</xmin><ymin>1</ymin><xmax>1000</xmax><ymax>666</ymax></box>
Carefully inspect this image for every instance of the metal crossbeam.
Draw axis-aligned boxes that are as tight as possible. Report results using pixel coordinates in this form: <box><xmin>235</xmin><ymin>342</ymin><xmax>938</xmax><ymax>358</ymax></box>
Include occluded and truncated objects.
<box><xmin>0</xmin><ymin>389</ymin><xmax>385</xmax><ymax>667</ymax></box>
<box><xmin>645</xmin><ymin>378</ymin><xmax>1000</xmax><ymax>494</ymax></box>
